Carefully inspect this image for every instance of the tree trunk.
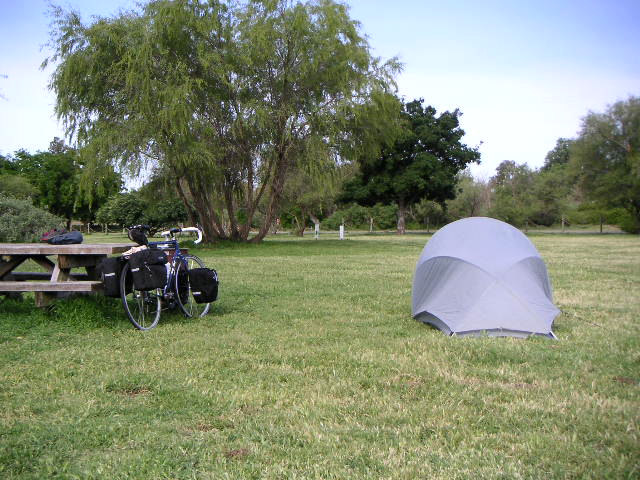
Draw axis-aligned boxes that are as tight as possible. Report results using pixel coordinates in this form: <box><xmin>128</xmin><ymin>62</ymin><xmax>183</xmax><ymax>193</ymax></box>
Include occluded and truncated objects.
<box><xmin>174</xmin><ymin>177</ymin><xmax>198</xmax><ymax>228</ymax></box>
<box><xmin>222</xmin><ymin>172</ymin><xmax>242</xmax><ymax>241</ymax></box>
<box><xmin>293</xmin><ymin>209</ymin><xmax>307</xmax><ymax>236</ymax></box>
<box><xmin>397</xmin><ymin>200</ymin><xmax>406</xmax><ymax>234</ymax></box>
<box><xmin>186</xmin><ymin>175</ymin><xmax>227</xmax><ymax>242</ymax></box>
<box><xmin>251</xmin><ymin>149</ymin><xmax>290</xmax><ymax>243</ymax></box>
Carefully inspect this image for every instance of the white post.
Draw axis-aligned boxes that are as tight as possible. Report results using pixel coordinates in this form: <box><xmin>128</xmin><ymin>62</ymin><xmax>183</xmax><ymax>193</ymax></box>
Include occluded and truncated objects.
<box><xmin>339</xmin><ymin>224</ymin><xmax>344</xmax><ymax>240</ymax></box>
<box><xmin>314</xmin><ymin>223</ymin><xmax>319</xmax><ymax>239</ymax></box>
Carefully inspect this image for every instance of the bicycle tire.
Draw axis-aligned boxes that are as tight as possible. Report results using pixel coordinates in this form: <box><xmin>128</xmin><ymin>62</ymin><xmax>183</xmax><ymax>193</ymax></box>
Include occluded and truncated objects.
<box><xmin>175</xmin><ymin>254</ymin><xmax>211</xmax><ymax>318</ymax></box>
<box><xmin>120</xmin><ymin>262</ymin><xmax>162</xmax><ymax>330</ymax></box>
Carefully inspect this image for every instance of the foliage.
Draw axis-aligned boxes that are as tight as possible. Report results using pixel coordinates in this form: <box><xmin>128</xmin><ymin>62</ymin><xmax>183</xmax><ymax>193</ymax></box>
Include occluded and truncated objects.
<box><xmin>487</xmin><ymin>161</ymin><xmax>535</xmax><ymax>227</ymax></box>
<box><xmin>0</xmin><ymin>174</ymin><xmax>38</xmax><ymax>199</ymax></box>
<box><xmin>280</xmin><ymin>162</ymin><xmax>356</xmax><ymax>235</ymax></box>
<box><xmin>46</xmin><ymin>0</ymin><xmax>401</xmax><ymax>242</ymax></box>
<box><xmin>542</xmin><ymin>137</ymin><xmax>573</xmax><ymax>171</ymax></box>
<box><xmin>412</xmin><ymin>199</ymin><xmax>449</xmax><ymax>227</ymax></box>
<box><xmin>95</xmin><ymin>193</ymin><xmax>145</xmax><ymax>228</ymax></box>
<box><xmin>95</xmin><ymin>191</ymin><xmax>187</xmax><ymax>230</ymax></box>
<box><xmin>341</xmin><ymin>98</ymin><xmax>480</xmax><ymax>233</ymax></box>
<box><xmin>324</xmin><ymin>203</ymin><xmax>397</xmax><ymax>230</ymax></box>
<box><xmin>570</xmin><ymin>96</ymin><xmax>640</xmax><ymax>233</ymax></box>
<box><xmin>3</xmin><ymin>140</ymin><xmax>121</xmax><ymax>225</ymax></box>
<box><xmin>528</xmin><ymin>163</ymin><xmax>576</xmax><ymax>226</ymax></box>
<box><xmin>445</xmin><ymin>170</ymin><xmax>490</xmax><ymax>220</ymax></box>
<box><xmin>488</xmin><ymin>159</ymin><xmax>577</xmax><ymax>228</ymax></box>
<box><xmin>0</xmin><ymin>195</ymin><xmax>65</xmax><ymax>242</ymax></box>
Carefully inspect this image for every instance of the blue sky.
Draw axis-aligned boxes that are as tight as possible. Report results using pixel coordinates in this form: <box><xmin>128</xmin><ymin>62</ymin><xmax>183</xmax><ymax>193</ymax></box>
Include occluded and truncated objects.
<box><xmin>1</xmin><ymin>0</ymin><xmax>638</xmax><ymax>177</ymax></box>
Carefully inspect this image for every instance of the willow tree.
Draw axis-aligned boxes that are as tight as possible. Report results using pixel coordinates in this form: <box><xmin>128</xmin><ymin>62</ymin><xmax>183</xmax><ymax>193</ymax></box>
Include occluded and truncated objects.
<box><xmin>45</xmin><ymin>0</ymin><xmax>400</xmax><ymax>242</ymax></box>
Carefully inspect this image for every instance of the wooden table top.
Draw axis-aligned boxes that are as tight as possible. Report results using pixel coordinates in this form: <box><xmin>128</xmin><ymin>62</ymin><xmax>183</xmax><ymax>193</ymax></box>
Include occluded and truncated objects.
<box><xmin>0</xmin><ymin>243</ymin><xmax>136</xmax><ymax>255</ymax></box>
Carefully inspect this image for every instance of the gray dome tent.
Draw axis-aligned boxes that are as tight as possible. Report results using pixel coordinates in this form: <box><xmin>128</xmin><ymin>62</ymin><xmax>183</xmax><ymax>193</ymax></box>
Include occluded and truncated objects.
<box><xmin>412</xmin><ymin>217</ymin><xmax>559</xmax><ymax>338</ymax></box>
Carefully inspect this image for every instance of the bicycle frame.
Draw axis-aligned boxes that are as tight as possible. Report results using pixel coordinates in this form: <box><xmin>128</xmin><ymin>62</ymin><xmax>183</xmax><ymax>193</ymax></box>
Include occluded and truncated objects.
<box><xmin>147</xmin><ymin>238</ymin><xmax>185</xmax><ymax>301</ymax></box>
<box><xmin>148</xmin><ymin>226</ymin><xmax>202</xmax><ymax>300</ymax></box>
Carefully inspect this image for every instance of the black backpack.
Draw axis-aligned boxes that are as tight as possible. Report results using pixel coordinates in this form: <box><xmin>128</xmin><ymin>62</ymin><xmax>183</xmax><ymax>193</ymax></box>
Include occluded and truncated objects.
<box><xmin>47</xmin><ymin>230</ymin><xmax>83</xmax><ymax>245</ymax></box>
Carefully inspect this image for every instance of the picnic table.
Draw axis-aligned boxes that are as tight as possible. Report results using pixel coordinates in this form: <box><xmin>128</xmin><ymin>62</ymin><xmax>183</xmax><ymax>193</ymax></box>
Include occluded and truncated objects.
<box><xmin>0</xmin><ymin>243</ymin><xmax>135</xmax><ymax>306</ymax></box>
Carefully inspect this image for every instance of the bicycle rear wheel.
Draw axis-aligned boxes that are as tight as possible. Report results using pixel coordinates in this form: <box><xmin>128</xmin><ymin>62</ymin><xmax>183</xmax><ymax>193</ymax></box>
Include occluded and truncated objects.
<box><xmin>175</xmin><ymin>254</ymin><xmax>211</xmax><ymax>318</ymax></box>
<box><xmin>120</xmin><ymin>262</ymin><xmax>162</xmax><ymax>330</ymax></box>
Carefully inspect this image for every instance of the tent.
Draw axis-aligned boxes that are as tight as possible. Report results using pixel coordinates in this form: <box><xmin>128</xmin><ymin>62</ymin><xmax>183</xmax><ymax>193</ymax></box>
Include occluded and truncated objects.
<box><xmin>412</xmin><ymin>217</ymin><xmax>560</xmax><ymax>338</ymax></box>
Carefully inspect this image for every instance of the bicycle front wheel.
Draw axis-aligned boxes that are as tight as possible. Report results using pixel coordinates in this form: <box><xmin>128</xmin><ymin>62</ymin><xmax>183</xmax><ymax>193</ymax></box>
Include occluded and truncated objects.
<box><xmin>175</xmin><ymin>254</ymin><xmax>211</xmax><ymax>318</ymax></box>
<box><xmin>120</xmin><ymin>263</ymin><xmax>162</xmax><ymax>330</ymax></box>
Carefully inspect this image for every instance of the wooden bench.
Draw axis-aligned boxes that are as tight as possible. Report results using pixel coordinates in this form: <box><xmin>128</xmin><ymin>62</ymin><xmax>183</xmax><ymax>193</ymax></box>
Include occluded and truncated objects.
<box><xmin>0</xmin><ymin>280</ymin><xmax>104</xmax><ymax>307</ymax></box>
<box><xmin>0</xmin><ymin>281</ymin><xmax>103</xmax><ymax>292</ymax></box>
<box><xmin>4</xmin><ymin>272</ymin><xmax>90</xmax><ymax>281</ymax></box>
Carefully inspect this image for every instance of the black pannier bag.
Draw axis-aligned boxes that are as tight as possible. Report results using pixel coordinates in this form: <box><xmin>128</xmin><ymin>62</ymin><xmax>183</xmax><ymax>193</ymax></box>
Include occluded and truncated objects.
<box><xmin>188</xmin><ymin>268</ymin><xmax>219</xmax><ymax>303</ymax></box>
<box><xmin>97</xmin><ymin>256</ymin><xmax>131</xmax><ymax>297</ymax></box>
<box><xmin>177</xmin><ymin>269</ymin><xmax>190</xmax><ymax>304</ymax></box>
<box><xmin>128</xmin><ymin>248</ymin><xmax>168</xmax><ymax>291</ymax></box>
<box><xmin>129</xmin><ymin>248</ymin><xmax>168</xmax><ymax>267</ymax></box>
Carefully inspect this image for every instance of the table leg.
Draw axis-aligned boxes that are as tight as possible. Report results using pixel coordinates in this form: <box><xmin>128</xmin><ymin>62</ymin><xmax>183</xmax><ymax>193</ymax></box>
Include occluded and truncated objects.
<box><xmin>85</xmin><ymin>266</ymin><xmax>99</xmax><ymax>280</ymax></box>
<box><xmin>0</xmin><ymin>256</ymin><xmax>28</xmax><ymax>279</ymax></box>
<box><xmin>51</xmin><ymin>264</ymin><xmax>72</xmax><ymax>282</ymax></box>
<box><xmin>35</xmin><ymin>292</ymin><xmax>58</xmax><ymax>307</ymax></box>
<box><xmin>31</xmin><ymin>256</ymin><xmax>56</xmax><ymax>273</ymax></box>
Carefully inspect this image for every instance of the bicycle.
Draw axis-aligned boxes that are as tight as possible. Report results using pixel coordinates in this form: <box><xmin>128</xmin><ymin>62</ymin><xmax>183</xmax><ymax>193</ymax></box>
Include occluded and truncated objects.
<box><xmin>120</xmin><ymin>225</ymin><xmax>212</xmax><ymax>330</ymax></box>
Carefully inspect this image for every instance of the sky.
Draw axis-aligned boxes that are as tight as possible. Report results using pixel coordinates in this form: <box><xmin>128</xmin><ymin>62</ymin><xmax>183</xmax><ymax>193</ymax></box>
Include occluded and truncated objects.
<box><xmin>1</xmin><ymin>0</ymin><xmax>638</xmax><ymax>178</ymax></box>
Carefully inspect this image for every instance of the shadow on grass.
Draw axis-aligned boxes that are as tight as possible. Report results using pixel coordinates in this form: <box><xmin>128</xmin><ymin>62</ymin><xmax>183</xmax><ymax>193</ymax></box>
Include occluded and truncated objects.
<box><xmin>0</xmin><ymin>291</ymin><xmax>232</xmax><ymax>339</ymax></box>
<box><xmin>0</xmin><ymin>294</ymin><xmax>136</xmax><ymax>336</ymax></box>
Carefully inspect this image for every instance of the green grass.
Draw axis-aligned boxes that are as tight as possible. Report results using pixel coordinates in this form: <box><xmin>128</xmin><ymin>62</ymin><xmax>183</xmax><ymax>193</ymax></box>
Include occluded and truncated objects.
<box><xmin>1</xmin><ymin>233</ymin><xmax>638</xmax><ymax>479</ymax></box>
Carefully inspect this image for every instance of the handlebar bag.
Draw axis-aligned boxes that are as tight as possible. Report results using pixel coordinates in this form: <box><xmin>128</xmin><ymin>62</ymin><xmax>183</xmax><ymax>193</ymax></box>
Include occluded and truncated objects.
<box><xmin>97</xmin><ymin>256</ymin><xmax>131</xmax><ymax>297</ymax></box>
<box><xmin>128</xmin><ymin>227</ymin><xmax>149</xmax><ymax>246</ymax></box>
<box><xmin>129</xmin><ymin>248</ymin><xmax>168</xmax><ymax>291</ymax></box>
<box><xmin>187</xmin><ymin>268</ymin><xmax>219</xmax><ymax>303</ymax></box>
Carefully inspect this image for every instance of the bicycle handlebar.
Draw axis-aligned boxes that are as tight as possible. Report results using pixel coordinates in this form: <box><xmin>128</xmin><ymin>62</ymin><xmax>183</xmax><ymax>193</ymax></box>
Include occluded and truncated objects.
<box><xmin>160</xmin><ymin>226</ymin><xmax>203</xmax><ymax>244</ymax></box>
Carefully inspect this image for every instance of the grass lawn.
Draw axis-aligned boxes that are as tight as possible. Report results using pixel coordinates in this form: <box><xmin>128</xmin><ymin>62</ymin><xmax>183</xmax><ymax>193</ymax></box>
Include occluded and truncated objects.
<box><xmin>0</xmin><ymin>233</ymin><xmax>638</xmax><ymax>479</ymax></box>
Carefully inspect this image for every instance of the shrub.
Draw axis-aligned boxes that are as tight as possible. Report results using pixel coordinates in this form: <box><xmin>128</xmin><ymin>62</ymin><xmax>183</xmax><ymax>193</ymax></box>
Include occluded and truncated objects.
<box><xmin>0</xmin><ymin>174</ymin><xmax>38</xmax><ymax>200</ymax></box>
<box><xmin>324</xmin><ymin>204</ymin><xmax>397</xmax><ymax>230</ymax></box>
<box><xmin>0</xmin><ymin>195</ymin><xmax>65</xmax><ymax>242</ymax></box>
<box><xmin>96</xmin><ymin>192</ymin><xmax>188</xmax><ymax>231</ymax></box>
<box><xmin>566</xmin><ymin>205</ymin><xmax>638</xmax><ymax>233</ymax></box>
<box><xmin>616</xmin><ymin>211</ymin><xmax>640</xmax><ymax>234</ymax></box>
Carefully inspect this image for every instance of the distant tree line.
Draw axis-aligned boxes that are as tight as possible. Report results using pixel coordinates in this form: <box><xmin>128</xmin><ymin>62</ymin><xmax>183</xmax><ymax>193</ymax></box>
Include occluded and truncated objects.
<box><xmin>281</xmin><ymin>96</ymin><xmax>639</xmax><ymax>235</ymax></box>
<box><xmin>2</xmin><ymin>96</ymin><xmax>637</xmax><ymax>237</ymax></box>
<box><xmin>444</xmin><ymin>96</ymin><xmax>639</xmax><ymax>234</ymax></box>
